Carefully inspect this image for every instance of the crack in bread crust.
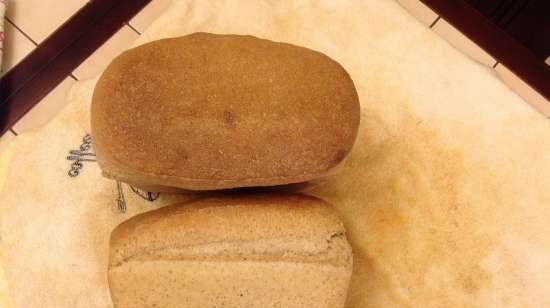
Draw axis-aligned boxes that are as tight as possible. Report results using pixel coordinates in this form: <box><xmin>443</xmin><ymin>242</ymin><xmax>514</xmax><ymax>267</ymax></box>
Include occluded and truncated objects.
<box><xmin>110</xmin><ymin>233</ymin><xmax>352</xmax><ymax>269</ymax></box>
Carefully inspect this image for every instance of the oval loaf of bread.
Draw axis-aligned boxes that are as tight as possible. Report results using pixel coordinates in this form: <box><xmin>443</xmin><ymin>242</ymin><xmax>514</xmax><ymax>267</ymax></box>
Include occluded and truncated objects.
<box><xmin>108</xmin><ymin>193</ymin><xmax>353</xmax><ymax>308</ymax></box>
<box><xmin>91</xmin><ymin>33</ymin><xmax>360</xmax><ymax>190</ymax></box>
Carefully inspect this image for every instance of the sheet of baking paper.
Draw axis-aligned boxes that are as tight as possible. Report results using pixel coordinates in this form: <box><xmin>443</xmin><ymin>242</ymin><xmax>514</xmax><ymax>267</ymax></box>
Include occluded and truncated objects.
<box><xmin>1</xmin><ymin>1</ymin><xmax>549</xmax><ymax>307</ymax></box>
<box><xmin>0</xmin><ymin>140</ymin><xmax>14</xmax><ymax>308</ymax></box>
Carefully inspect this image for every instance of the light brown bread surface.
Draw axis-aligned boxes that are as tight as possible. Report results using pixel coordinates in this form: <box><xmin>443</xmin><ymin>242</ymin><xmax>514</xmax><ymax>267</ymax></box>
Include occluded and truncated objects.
<box><xmin>91</xmin><ymin>32</ymin><xmax>360</xmax><ymax>190</ymax></box>
<box><xmin>108</xmin><ymin>193</ymin><xmax>353</xmax><ymax>308</ymax></box>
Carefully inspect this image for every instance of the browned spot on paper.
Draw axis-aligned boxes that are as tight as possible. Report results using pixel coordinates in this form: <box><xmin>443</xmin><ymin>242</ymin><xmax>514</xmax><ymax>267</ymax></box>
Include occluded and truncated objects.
<box><xmin>460</xmin><ymin>269</ymin><xmax>490</xmax><ymax>294</ymax></box>
<box><xmin>305</xmin><ymin>107</ymin><xmax>497</xmax><ymax>307</ymax></box>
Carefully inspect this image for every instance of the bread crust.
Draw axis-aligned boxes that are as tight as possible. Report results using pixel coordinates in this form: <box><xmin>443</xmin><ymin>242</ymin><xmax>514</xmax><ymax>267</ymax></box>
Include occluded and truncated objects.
<box><xmin>109</xmin><ymin>193</ymin><xmax>351</xmax><ymax>267</ymax></box>
<box><xmin>91</xmin><ymin>33</ymin><xmax>360</xmax><ymax>190</ymax></box>
<box><xmin>108</xmin><ymin>193</ymin><xmax>353</xmax><ymax>308</ymax></box>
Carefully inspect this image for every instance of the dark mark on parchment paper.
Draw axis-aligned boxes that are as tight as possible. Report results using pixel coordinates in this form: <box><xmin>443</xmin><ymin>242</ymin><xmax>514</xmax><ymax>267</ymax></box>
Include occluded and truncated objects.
<box><xmin>67</xmin><ymin>134</ymin><xmax>95</xmax><ymax>177</ymax></box>
<box><xmin>130</xmin><ymin>186</ymin><xmax>160</xmax><ymax>202</ymax></box>
<box><xmin>116</xmin><ymin>181</ymin><xmax>127</xmax><ymax>213</ymax></box>
<box><xmin>67</xmin><ymin>134</ymin><xmax>160</xmax><ymax>213</ymax></box>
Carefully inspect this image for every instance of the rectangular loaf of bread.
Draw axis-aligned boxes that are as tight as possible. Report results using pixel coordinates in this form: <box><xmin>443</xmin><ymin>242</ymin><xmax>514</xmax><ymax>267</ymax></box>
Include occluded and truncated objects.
<box><xmin>91</xmin><ymin>33</ymin><xmax>360</xmax><ymax>191</ymax></box>
<box><xmin>108</xmin><ymin>193</ymin><xmax>353</xmax><ymax>308</ymax></box>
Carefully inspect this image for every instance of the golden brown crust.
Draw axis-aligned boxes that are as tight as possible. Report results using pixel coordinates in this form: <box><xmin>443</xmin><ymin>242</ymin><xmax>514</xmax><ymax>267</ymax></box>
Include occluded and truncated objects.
<box><xmin>109</xmin><ymin>193</ymin><xmax>349</xmax><ymax>267</ymax></box>
<box><xmin>91</xmin><ymin>33</ymin><xmax>360</xmax><ymax>190</ymax></box>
